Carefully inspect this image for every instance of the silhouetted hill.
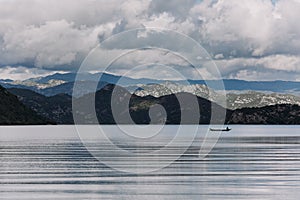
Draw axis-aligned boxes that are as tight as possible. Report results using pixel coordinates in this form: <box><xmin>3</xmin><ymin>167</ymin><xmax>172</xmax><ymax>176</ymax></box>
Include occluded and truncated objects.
<box><xmin>227</xmin><ymin>104</ymin><xmax>300</xmax><ymax>124</ymax></box>
<box><xmin>8</xmin><ymin>88</ymin><xmax>73</xmax><ymax>124</ymax></box>
<box><xmin>0</xmin><ymin>86</ymin><xmax>51</xmax><ymax>125</ymax></box>
<box><xmin>66</xmin><ymin>84</ymin><xmax>227</xmax><ymax>124</ymax></box>
<box><xmin>8</xmin><ymin>85</ymin><xmax>300</xmax><ymax>125</ymax></box>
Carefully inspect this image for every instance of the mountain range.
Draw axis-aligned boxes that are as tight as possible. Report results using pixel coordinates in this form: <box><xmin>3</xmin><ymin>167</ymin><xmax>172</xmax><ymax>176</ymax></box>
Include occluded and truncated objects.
<box><xmin>1</xmin><ymin>72</ymin><xmax>300</xmax><ymax>96</ymax></box>
<box><xmin>5</xmin><ymin>84</ymin><xmax>300</xmax><ymax>125</ymax></box>
<box><xmin>133</xmin><ymin>82</ymin><xmax>300</xmax><ymax>109</ymax></box>
<box><xmin>1</xmin><ymin>72</ymin><xmax>300</xmax><ymax>125</ymax></box>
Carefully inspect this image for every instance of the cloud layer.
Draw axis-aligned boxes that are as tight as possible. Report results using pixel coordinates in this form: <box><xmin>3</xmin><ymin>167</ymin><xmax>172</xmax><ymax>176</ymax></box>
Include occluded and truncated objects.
<box><xmin>0</xmin><ymin>0</ymin><xmax>300</xmax><ymax>81</ymax></box>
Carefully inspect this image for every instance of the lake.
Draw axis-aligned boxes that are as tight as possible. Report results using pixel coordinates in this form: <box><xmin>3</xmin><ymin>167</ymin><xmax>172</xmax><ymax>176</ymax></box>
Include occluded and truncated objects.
<box><xmin>0</xmin><ymin>125</ymin><xmax>299</xmax><ymax>199</ymax></box>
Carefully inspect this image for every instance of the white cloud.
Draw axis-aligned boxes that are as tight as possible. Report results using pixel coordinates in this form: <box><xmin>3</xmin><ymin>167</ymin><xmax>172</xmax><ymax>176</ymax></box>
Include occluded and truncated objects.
<box><xmin>0</xmin><ymin>19</ymin><xmax>116</xmax><ymax>68</ymax></box>
<box><xmin>0</xmin><ymin>0</ymin><xmax>300</xmax><ymax>81</ymax></box>
<box><xmin>149</xmin><ymin>0</ymin><xmax>196</xmax><ymax>19</ymax></box>
<box><xmin>228</xmin><ymin>69</ymin><xmax>300</xmax><ymax>81</ymax></box>
<box><xmin>215</xmin><ymin>55</ymin><xmax>300</xmax><ymax>73</ymax></box>
<box><xmin>258</xmin><ymin>55</ymin><xmax>300</xmax><ymax>72</ymax></box>
<box><xmin>212</xmin><ymin>54</ymin><xmax>300</xmax><ymax>81</ymax></box>
<box><xmin>190</xmin><ymin>0</ymin><xmax>300</xmax><ymax>57</ymax></box>
<box><xmin>0</xmin><ymin>66</ymin><xmax>60</xmax><ymax>80</ymax></box>
<box><xmin>214</xmin><ymin>54</ymin><xmax>224</xmax><ymax>59</ymax></box>
<box><xmin>143</xmin><ymin>12</ymin><xmax>196</xmax><ymax>35</ymax></box>
<box><xmin>0</xmin><ymin>0</ymin><xmax>124</xmax><ymax>28</ymax></box>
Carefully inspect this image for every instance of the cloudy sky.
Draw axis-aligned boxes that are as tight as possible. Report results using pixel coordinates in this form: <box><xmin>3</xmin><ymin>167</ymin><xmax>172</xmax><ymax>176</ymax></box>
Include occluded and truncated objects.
<box><xmin>0</xmin><ymin>0</ymin><xmax>300</xmax><ymax>81</ymax></box>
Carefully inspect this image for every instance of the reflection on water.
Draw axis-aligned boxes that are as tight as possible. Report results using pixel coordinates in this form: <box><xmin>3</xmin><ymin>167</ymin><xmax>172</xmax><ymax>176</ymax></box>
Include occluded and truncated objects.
<box><xmin>0</xmin><ymin>126</ymin><xmax>300</xmax><ymax>200</ymax></box>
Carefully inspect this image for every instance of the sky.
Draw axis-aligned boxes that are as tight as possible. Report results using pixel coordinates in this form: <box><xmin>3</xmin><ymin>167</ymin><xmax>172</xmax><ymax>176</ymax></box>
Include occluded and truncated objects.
<box><xmin>0</xmin><ymin>0</ymin><xmax>300</xmax><ymax>81</ymax></box>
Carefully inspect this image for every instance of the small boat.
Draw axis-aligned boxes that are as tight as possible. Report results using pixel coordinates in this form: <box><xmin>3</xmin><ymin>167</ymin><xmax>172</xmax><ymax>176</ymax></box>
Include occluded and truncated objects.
<box><xmin>210</xmin><ymin>127</ymin><xmax>231</xmax><ymax>132</ymax></box>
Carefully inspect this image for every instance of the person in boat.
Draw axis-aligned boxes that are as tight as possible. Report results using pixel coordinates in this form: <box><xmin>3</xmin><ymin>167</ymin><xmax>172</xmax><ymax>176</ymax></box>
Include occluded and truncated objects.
<box><xmin>210</xmin><ymin>127</ymin><xmax>231</xmax><ymax>131</ymax></box>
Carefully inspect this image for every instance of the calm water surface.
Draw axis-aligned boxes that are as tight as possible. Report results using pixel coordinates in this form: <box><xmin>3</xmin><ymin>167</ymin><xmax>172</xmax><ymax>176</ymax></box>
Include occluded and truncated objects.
<box><xmin>0</xmin><ymin>125</ymin><xmax>299</xmax><ymax>200</ymax></box>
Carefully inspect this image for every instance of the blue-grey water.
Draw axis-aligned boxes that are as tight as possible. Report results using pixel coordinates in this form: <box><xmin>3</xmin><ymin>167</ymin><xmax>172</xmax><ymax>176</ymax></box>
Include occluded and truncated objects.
<box><xmin>0</xmin><ymin>125</ymin><xmax>299</xmax><ymax>200</ymax></box>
